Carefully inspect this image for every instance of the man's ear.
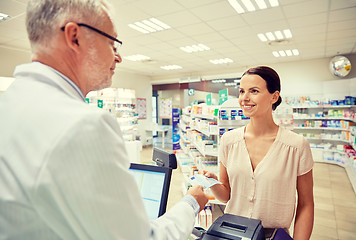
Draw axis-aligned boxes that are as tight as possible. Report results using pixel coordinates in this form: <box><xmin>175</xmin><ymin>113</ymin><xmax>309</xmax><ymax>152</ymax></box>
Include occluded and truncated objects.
<box><xmin>271</xmin><ymin>91</ymin><xmax>280</xmax><ymax>104</ymax></box>
<box><xmin>63</xmin><ymin>23</ymin><xmax>81</xmax><ymax>53</ymax></box>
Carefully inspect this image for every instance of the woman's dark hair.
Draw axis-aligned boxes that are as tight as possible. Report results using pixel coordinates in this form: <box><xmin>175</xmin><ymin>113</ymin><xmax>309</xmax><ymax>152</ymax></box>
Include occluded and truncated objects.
<box><xmin>242</xmin><ymin>66</ymin><xmax>282</xmax><ymax>110</ymax></box>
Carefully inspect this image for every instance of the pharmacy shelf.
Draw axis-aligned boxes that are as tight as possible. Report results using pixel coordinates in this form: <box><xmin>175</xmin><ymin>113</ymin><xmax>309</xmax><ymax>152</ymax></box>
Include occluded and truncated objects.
<box><xmin>294</xmin><ymin>127</ymin><xmax>350</xmax><ymax>131</ymax></box>
<box><xmin>191</xmin><ymin>140</ymin><xmax>218</xmax><ymax>157</ymax></box>
<box><xmin>191</xmin><ymin>126</ymin><xmax>218</xmax><ymax>137</ymax></box>
<box><xmin>292</xmin><ymin>105</ymin><xmax>356</xmax><ymax>109</ymax></box>
<box><xmin>306</xmin><ymin>137</ymin><xmax>350</xmax><ymax>144</ymax></box>
<box><xmin>191</xmin><ymin>113</ymin><xmax>217</xmax><ymax>120</ymax></box>
<box><xmin>294</xmin><ymin>116</ymin><xmax>355</xmax><ymax>122</ymax></box>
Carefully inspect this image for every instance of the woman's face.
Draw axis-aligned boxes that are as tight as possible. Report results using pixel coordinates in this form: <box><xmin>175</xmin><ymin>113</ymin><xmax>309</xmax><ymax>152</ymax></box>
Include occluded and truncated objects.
<box><xmin>238</xmin><ymin>74</ymin><xmax>279</xmax><ymax>118</ymax></box>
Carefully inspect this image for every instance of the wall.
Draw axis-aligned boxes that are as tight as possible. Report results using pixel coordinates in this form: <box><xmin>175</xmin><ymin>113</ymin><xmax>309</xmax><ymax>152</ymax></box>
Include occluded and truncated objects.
<box><xmin>268</xmin><ymin>54</ymin><xmax>356</xmax><ymax>97</ymax></box>
<box><xmin>111</xmin><ymin>70</ymin><xmax>153</xmax><ymax>144</ymax></box>
<box><xmin>0</xmin><ymin>46</ymin><xmax>31</xmax><ymax>77</ymax></box>
<box><xmin>152</xmin><ymin>54</ymin><xmax>356</xmax><ymax>108</ymax></box>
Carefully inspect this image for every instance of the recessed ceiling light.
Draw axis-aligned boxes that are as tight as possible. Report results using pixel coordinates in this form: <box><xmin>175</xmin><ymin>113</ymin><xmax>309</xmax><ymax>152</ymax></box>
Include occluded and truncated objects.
<box><xmin>279</xmin><ymin>50</ymin><xmax>286</xmax><ymax>57</ymax></box>
<box><xmin>228</xmin><ymin>0</ymin><xmax>279</xmax><ymax>14</ymax></box>
<box><xmin>128</xmin><ymin>18</ymin><xmax>171</xmax><ymax>34</ymax></box>
<box><xmin>209</xmin><ymin>58</ymin><xmax>233</xmax><ymax>64</ymax></box>
<box><xmin>283</xmin><ymin>29</ymin><xmax>292</xmax><ymax>38</ymax></box>
<box><xmin>123</xmin><ymin>54</ymin><xmax>151</xmax><ymax>61</ymax></box>
<box><xmin>228</xmin><ymin>0</ymin><xmax>245</xmax><ymax>14</ymax></box>
<box><xmin>257</xmin><ymin>29</ymin><xmax>293</xmax><ymax>42</ymax></box>
<box><xmin>274</xmin><ymin>31</ymin><xmax>283</xmax><ymax>40</ymax></box>
<box><xmin>266</xmin><ymin>32</ymin><xmax>275</xmax><ymax>41</ymax></box>
<box><xmin>180</xmin><ymin>44</ymin><xmax>210</xmax><ymax>53</ymax></box>
<box><xmin>160</xmin><ymin>65</ymin><xmax>182</xmax><ymax>70</ymax></box>
<box><xmin>285</xmin><ymin>50</ymin><xmax>292</xmax><ymax>56</ymax></box>
<box><xmin>242</xmin><ymin>0</ymin><xmax>256</xmax><ymax>12</ymax></box>
<box><xmin>257</xmin><ymin>33</ymin><xmax>268</xmax><ymax>42</ymax></box>
<box><xmin>212</xmin><ymin>79</ymin><xmax>226</xmax><ymax>83</ymax></box>
<box><xmin>0</xmin><ymin>13</ymin><xmax>11</xmax><ymax>23</ymax></box>
<box><xmin>272</xmin><ymin>49</ymin><xmax>300</xmax><ymax>57</ymax></box>
<box><xmin>292</xmin><ymin>49</ymin><xmax>299</xmax><ymax>55</ymax></box>
<box><xmin>269</xmin><ymin>0</ymin><xmax>279</xmax><ymax>7</ymax></box>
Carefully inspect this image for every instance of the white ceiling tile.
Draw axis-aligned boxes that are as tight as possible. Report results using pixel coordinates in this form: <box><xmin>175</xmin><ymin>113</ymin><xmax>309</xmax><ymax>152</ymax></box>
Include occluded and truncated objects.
<box><xmin>327</xmin><ymin>19</ymin><xmax>356</xmax><ymax>32</ymax></box>
<box><xmin>327</xmin><ymin>30</ymin><xmax>356</xmax><ymax>40</ymax></box>
<box><xmin>0</xmin><ymin>0</ymin><xmax>26</xmax><ymax>17</ymax></box>
<box><xmin>189</xmin><ymin>1</ymin><xmax>236</xmax><ymax>21</ymax></box>
<box><xmin>288</xmin><ymin>13</ymin><xmax>327</xmax><ymax>28</ymax></box>
<box><xmin>190</xmin><ymin>33</ymin><xmax>227</xmax><ymax>45</ymax></box>
<box><xmin>329</xmin><ymin>7</ymin><xmax>356</xmax><ymax>22</ymax></box>
<box><xmin>175</xmin><ymin>0</ymin><xmax>221</xmax><ymax>9</ymax></box>
<box><xmin>292</xmin><ymin>24</ymin><xmax>327</xmax><ymax>36</ymax></box>
<box><xmin>326</xmin><ymin>44</ymin><xmax>354</xmax><ymax>55</ymax></box>
<box><xmin>241</xmin><ymin>8</ymin><xmax>285</xmax><ymax>25</ymax></box>
<box><xmin>131</xmin><ymin>0</ymin><xmax>185</xmax><ymax>16</ymax></box>
<box><xmin>279</xmin><ymin>0</ymin><xmax>313</xmax><ymax>6</ymax></box>
<box><xmin>151</xmin><ymin>29</ymin><xmax>186</xmax><ymax>42</ymax></box>
<box><xmin>327</xmin><ymin>38</ymin><xmax>356</xmax><ymax>47</ymax></box>
<box><xmin>176</xmin><ymin>23</ymin><xmax>215</xmax><ymax>36</ymax></box>
<box><xmin>206</xmin><ymin>15</ymin><xmax>246</xmax><ymax>32</ymax></box>
<box><xmin>293</xmin><ymin>33</ymin><xmax>325</xmax><ymax>42</ymax></box>
<box><xmin>330</xmin><ymin>0</ymin><xmax>356</xmax><ymax>10</ymax></box>
<box><xmin>159</xmin><ymin>11</ymin><xmax>202</xmax><ymax>28</ymax></box>
<box><xmin>219</xmin><ymin>26</ymin><xmax>253</xmax><ymax>41</ymax></box>
<box><xmin>250</xmin><ymin>20</ymin><xmax>290</xmax><ymax>33</ymax></box>
<box><xmin>282</xmin><ymin>0</ymin><xmax>329</xmax><ymax>18</ymax></box>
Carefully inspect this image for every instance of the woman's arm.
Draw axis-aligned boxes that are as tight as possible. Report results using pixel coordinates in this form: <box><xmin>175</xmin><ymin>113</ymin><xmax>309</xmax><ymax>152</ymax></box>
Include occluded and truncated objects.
<box><xmin>293</xmin><ymin>170</ymin><xmax>314</xmax><ymax>240</ymax></box>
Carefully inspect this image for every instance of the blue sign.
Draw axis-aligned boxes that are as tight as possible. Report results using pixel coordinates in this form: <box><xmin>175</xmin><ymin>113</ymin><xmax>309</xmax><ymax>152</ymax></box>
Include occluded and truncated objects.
<box><xmin>172</xmin><ymin>108</ymin><xmax>180</xmax><ymax>150</ymax></box>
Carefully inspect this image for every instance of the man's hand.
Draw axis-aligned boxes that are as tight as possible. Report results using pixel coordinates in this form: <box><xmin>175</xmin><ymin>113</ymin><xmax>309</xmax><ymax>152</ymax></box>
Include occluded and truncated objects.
<box><xmin>186</xmin><ymin>185</ymin><xmax>209</xmax><ymax>212</ymax></box>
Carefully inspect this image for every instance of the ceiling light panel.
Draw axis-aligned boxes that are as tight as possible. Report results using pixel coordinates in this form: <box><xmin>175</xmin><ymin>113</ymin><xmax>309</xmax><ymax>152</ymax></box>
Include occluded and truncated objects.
<box><xmin>228</xmin><ymin>0</ymin><xmax>279</xmax><ymax>14</ymax></box>
<box><xmin>128</xmin><ymin>18</ymin><xmax>171</xmax><ymax>34</ymax></box>
<box><xmin>212</xmin><ymin>79</ymin><xmax>226</xmax><ymax>83</ymax></box>
<box><xmin>272</xmin><ymin>49</ymin><xmax>300</xmax><ymax>57</ymax></box>
<box><xmin>257</xmin><ymin>29</ymin><xmax>293</xmax><ymax>42</ymax></box>
<box><xmin>160</xmin><ymin>65</ymin><xmax>182</xmax><ymax>70</ymax></box>
<box><xmin>123</xmin><ymin>54</ymin><xmax>151</xmax><ymax>61</ymax></box>
<box><xmin>180</xmin><ymin>44</ymin><xmax>210</xmax><ymax>53</ymax></box>
<box><xmin>0</xmin><ymin>13</ymin><xmax>11</xmax><ymax>23</ymax></box>
<box><xmin>209</xmin><ymin>58</ymin><xmax>233</xmax><ymax>64</ymax></box>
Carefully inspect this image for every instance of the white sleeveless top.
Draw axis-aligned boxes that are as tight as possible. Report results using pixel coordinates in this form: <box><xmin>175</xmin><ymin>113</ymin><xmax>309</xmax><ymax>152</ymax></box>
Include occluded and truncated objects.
<box><xmin>219</xmin><ymin>126</ymin><xmax>313</xmax><ymax>228</ymax></box>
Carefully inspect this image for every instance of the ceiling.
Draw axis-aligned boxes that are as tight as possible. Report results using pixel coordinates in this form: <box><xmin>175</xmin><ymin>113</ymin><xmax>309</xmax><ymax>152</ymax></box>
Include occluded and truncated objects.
<box><xmin>1</xmin><ymin>0</ymin><xmax>356</xmax><ymax>79</ymax></box>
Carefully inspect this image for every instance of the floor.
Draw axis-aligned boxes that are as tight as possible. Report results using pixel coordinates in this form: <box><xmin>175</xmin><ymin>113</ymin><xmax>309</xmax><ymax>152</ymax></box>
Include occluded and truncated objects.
<box><xmin>140</xmin><ymin>138</ymin><xmax>356</xmax><ymax>240</ymax></box>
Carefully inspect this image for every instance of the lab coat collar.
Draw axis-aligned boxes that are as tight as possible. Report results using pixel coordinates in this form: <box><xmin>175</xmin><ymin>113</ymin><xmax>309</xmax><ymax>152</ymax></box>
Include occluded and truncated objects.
<box><xmin>13</xmin><ymin>61</ymin><xmax>86</xmax><ymax>102</ymax></box>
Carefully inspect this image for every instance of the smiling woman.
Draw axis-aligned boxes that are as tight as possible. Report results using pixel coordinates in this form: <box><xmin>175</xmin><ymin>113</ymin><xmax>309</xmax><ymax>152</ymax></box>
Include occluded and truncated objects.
<box><xmin>200</xmin><ymin>66</ymin><xmax>315</xmax><ymax>239</ymax></box>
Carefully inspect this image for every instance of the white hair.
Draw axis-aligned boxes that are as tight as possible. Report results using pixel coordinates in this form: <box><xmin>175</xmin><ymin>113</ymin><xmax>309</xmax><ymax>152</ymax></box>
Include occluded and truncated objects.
<box><xmin>26</xmin><ymin>0</ymin><xmax>113</xmax><ymax>53</ymax></box>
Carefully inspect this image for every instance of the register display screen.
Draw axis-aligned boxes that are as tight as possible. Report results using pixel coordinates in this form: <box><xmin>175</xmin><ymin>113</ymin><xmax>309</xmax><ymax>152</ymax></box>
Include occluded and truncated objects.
<box><xmin>129</xmin><ymin>163</ymin><xmax>172</xmax><ymax>220</ymax></box>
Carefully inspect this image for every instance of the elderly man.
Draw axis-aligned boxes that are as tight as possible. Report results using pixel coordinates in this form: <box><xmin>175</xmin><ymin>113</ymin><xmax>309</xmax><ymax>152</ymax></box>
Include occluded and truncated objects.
<box><xmin>0</xmin><ymin>0</ymin><xmax>208</xmax><ymax>239</ymax></box>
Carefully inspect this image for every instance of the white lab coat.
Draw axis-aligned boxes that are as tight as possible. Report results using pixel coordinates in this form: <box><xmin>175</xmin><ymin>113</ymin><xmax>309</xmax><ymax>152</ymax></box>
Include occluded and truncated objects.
<box><xmin>0</xmin><ymin>62</ymin><xmax>195</xmax><ymax>240</ymax></box>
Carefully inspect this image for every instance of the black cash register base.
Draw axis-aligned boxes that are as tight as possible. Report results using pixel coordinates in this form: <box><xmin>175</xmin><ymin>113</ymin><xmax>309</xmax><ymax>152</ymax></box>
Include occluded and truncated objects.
<box><xmin>199</xmin><ymin>214</ymin><xmax>265</xmax><ymax>240</ymax></box>
<box><xmin>197</xmin><ymin>214</ymin><xmax>293</xmax><ymax>240</ymax></box>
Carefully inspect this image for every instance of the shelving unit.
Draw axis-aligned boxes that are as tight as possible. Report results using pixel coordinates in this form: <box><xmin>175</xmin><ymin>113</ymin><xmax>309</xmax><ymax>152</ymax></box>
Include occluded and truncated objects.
<box><xmin>176</xmin><ymin>100</ymin><xmax>252</xmax><ymax>206</ymax></box>
<box><xmin>291</xmin><ymin>104</ymin><xmax>356</xmax><ymax>193</ymax></box>
<box><xmin>177</xmin><ymin>104</ymin><xmax>221</xmax><ymax>204</ymax></box>
<box><xmin>86</xmin><ymin>88</ymin><xmax>142</xmax><ymax>163</ymax></box>
<box><xmin>86</xmin><ymin>88</ymin><xmax>139</xmax><ymax>141</ymax></box>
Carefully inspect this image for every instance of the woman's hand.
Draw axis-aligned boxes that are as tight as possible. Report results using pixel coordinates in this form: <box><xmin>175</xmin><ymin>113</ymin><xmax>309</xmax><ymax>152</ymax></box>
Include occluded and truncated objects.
<box><xmin>198</xmin><ymin>169</ymin><xmax>218</xmax><ymax>181</ymax></box>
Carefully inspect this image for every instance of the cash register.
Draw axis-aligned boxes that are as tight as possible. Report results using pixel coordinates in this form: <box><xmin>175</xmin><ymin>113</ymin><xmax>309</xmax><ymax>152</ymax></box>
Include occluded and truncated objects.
<box><xmin>196</xmin><ymin>214</ymin><xmax>265</xmax><ymax>240</ymax></box>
